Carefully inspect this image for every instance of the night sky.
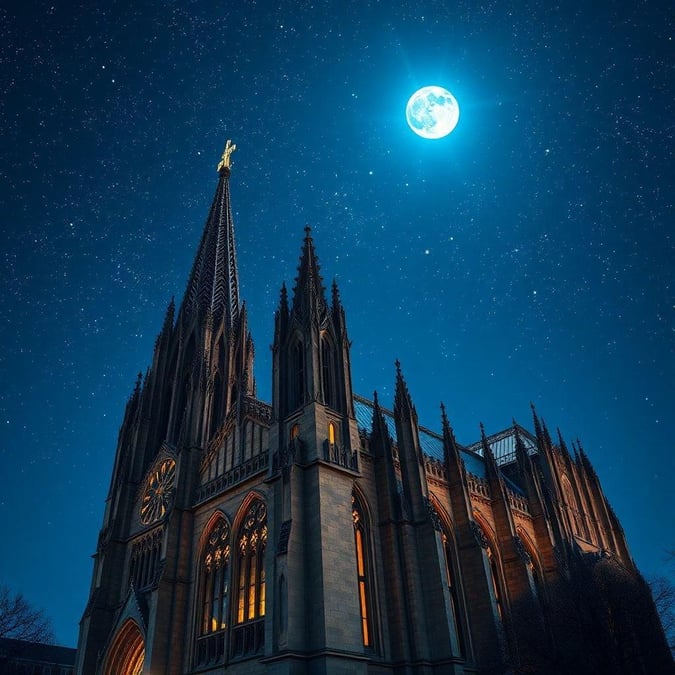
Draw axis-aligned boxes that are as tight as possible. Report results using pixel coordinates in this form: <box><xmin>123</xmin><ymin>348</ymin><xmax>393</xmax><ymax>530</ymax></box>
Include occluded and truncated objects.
<box><xmin>1</xmin><ymin>0</ymin><xmax>673</xmax><ymax>648</ymax></box>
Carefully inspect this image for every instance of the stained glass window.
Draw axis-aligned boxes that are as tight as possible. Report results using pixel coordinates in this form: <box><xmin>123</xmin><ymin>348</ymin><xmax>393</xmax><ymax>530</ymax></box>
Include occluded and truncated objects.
<box><xmin>235</xmin><ymin>500</ymin><xmax>267</xmax><ymax>625</ymax></box>
<box><xmin>200</xmin><ymin>518</ymin><xmax>231</xmax><ymax>635</ymax></box>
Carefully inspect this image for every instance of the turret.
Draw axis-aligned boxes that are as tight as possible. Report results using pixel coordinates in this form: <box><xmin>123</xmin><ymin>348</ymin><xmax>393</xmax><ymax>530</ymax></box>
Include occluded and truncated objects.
<box><xmin>271</xmin><ymin>227</ymin><xmax>359</xmax><ymax>463</ymax></box>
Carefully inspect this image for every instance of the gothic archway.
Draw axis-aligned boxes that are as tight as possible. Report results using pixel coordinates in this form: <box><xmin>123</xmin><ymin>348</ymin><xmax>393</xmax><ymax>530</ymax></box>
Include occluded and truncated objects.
<box><xmin>103</xmin><ymin>619</ymin><xmax>145</xmax><ymax>675</ymax></box>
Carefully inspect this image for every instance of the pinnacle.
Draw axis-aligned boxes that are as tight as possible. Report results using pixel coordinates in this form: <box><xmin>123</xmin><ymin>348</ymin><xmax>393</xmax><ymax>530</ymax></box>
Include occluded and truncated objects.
<box><xmin>291</xmin><ymin>227</ymin><xmax>327</xmax><ymax>317</ymax></box>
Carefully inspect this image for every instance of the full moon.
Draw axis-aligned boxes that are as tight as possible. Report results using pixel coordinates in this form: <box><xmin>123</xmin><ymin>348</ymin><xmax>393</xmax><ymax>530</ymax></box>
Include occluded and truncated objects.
<box><xmin>406</xmin><ymin>85</ymin><xmax>460</xmax><ymax>139</ymax></box>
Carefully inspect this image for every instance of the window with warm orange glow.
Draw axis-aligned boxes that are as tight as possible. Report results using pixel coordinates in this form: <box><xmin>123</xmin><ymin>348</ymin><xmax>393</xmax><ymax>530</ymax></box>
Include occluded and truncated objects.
<box><xmin>235</xmin><ymin>500</ymin><xmax>267</xmax><ymax>625</ymax></box>
<box><xmin>328</xmin><ymin>421</ymin><xmax>336</xmax><ymax>445</ymax></box>
<box><xmin>290</xmin><ymin>423</ymin><xmax>300</xmax><ymax>440</ymax></box>
<box><xmin>199</xmin><ymin>518</ymin><xmax>231</xmax><ymax>635</ymax></box>
<box><xmin>352</xmin><ymin>492</ymin><xmax>375</xmax><ymax>649</ymax></box>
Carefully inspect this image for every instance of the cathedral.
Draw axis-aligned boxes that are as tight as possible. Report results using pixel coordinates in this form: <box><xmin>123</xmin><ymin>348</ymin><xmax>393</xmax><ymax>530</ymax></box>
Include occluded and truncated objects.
<box><xmin>75</xmin><ymin>143</ymin><xmax>671</xmax><ymax>675</ymax></box>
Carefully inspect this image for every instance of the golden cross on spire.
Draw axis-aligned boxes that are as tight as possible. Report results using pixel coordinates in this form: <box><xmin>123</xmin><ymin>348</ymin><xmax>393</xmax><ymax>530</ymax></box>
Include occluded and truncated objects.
<box><xmin>217</xmin><ymin>139</ymin><xmax>236</xmax><ymax>172</ymax></box>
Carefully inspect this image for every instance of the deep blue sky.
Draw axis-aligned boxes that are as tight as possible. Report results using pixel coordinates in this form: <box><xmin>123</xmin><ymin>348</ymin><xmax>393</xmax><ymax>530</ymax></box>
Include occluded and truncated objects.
<box><xmin>1</xmin><ymin>0</ymin><xmax>673</xmax><ymax>648</ymax></box>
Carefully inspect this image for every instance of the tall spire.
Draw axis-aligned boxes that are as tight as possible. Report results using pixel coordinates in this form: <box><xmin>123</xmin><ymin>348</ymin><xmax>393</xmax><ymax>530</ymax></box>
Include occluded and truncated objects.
<box><xmin>291</xmin><ymin>226</ymin><xmax>327</xmax><ymax>320</ymax></box>
<box><xmin>180</xmin><ymin>140</ymin><xmax>240</xmax><ymax>330</ymax></box>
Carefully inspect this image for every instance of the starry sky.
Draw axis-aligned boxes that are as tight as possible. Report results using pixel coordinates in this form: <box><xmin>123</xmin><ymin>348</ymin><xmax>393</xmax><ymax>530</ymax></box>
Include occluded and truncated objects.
<box><xmin>1</xmin><ymin>0</ymin><xmax>673</xmax><ymax>648</ymax></box>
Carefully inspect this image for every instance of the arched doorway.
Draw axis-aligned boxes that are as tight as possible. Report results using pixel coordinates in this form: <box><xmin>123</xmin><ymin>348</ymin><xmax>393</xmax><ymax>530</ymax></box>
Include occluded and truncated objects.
<box><xmin>103</xmin><ymin>619</ymin><xmax>145</xmax><ymax>675</ymax></box>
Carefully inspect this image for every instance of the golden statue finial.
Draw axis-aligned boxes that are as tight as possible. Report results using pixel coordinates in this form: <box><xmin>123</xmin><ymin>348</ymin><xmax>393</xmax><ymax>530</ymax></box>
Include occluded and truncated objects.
<box><xmin>217</xmin><ymin>139</ymin><xmax>236</xmax><ymax>172</ymax></box>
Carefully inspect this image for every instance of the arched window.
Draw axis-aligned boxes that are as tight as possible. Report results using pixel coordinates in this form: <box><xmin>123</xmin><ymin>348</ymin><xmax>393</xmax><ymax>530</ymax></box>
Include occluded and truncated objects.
<box><xmin>210</xmin><ymin>371</ymin><xmax>224</xmax><ymax>438</ymax></box>
<box><xmin>486</xmin><ymin>544</ymin><xmax>504</xmax><ymax>621</ymax></box>
<box><xmin>328</xmin><ymin>421</ymin><xmax>336</xmax><ymax>445</ymax></box>
<box><xmin>232</xmin><ymin>499</ymin><xmax>267</xmax><ymax>656</ymax></box>
<box><xmin>103</xmin><ymin>619</ymin><xmax>145</xmax><ymax>675</ymax></box>
<box><xmin>517</xmin><ymin>531</ymin><xmax>544</xmax><ymax>601</ymax></box>
<box><xmin>441</xmin><ymin>530</ymin><xmax>467</xmax><ymax>657</ymax></box>
<box><xmin>352</xmin><ymin>491</ymin><xmax>376</xmax><ymax>649</ymax></box>
<box><xmin>290</xmin><ymin>423</ymin><xmax>300</xmax><ymax>440</ymax></box>
<box><xmin>474</xmin><ymin>518</ymin><xmax>505</xmax><ymax>623</ymax></box>
<box><xmin>321</xmin><ymin>335</ymin><xmax>336</xmax><ymax>409</ymax></box>
<box><xmin>291</xmin><ymin>340</ymin><xmax>305</xmax><ymax>411</ymax></box>
<box><xmin>173</xmin><ymin>334</ymin><xmax>195</xmax><ymax>442</ymax></box>
<box><xmin>195</xmin><ymin>517</ymin><xmax>231</xmax><ymax>666</ymax></box>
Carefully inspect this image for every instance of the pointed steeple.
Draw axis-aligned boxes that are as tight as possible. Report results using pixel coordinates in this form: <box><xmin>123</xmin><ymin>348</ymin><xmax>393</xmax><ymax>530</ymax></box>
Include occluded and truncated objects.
<box><xmin>292</xmin><ymin>226</ymin><xmax>327</xmax><ymax>320</ymax></box>
<box><xmin>557</xmin><ymin>428</ymin><xmax>572</xmax><ymax>461</ymax></box>
<box><xmin>541</xmin><ymin>418</ymin><xmax>553</xmax><ymax>451</ymax></box>
<box><xmin>394</xmin><ymin>359</ymin><xmax>418</xmax><ymax>425</ymax></box>
<box><xmin>441</xmin><ymin>403</ymin><xmax>462</xmax><ymax>468</ymax></box>
<box><xmin>530</xmin><ymin>402</ymin><xmax>543</xmax><ymax>440</ymax></box>
<box><xmin>577</xmin><ymin>439</ymin><xmax>598</xmax><ymax>479</ymax></box>
<box><xmin>180</xmin><ymin>141</ymin><xmax>241</xmax><ymax>330</ymax></box>
<box><xmin>371</xmin><ymin>391</ymin><xmax>388</xmax><ymax>447</ymax></box>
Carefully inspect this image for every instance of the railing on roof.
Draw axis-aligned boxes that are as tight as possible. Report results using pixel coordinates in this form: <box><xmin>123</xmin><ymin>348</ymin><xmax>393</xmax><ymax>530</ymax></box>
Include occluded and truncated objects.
<box><xmin>242</xmin><ymin>395</ymin><xmax>273</xmax><ymax>425</ymax></box>
<box><xmin>425</xmin><ymin>456</ymin><xmax>446</xmax><ymax>480</ymax></box>
<box><xmin>196</xmin><ymin>450</ymin><xmax>269</xmax><ymax>504</ymax></box>
<box><xmin>467</xmin><ymin>473</ymin><xmax>490</xmax><ymax>500</ymax></box>
<box><xmin>465</xmin><ymin>424</ymin><xmax>538</xmax><ymax>467</ymax></box>
<box><xmin>507</xmin><ymin>487</ymin><xmax>530</xmax><ymax>514</ymax></box>
<box><xmin>323</xmin><ymin>440</ymin><xmax>359</xmax><ymax>472</ymax></box>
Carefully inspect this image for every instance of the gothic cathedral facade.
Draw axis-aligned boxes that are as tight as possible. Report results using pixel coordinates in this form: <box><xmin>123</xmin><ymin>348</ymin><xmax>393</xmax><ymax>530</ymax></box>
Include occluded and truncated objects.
<box><xmin>75</xmin><ymin>146</ymin><xmax>671</xmax><ymax>674</ymax></box>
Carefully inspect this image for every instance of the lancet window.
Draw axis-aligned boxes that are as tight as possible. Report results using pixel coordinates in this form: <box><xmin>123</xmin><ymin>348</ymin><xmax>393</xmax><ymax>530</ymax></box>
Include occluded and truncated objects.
<box><xmin>200</xmin><ymin>518</ymin><xmax>231</xmax><ymax>634</ymax></box>
<box><xmin>441</xmin><ymin>530</ymin><xmax>467</xmax><ymax>657</ymax></box>
<box><xmin>232</xmin><ymin>499</ymin><xmax>267</xmax><ymax>657</ymax></box>
<box><xmin>352</xmin><ymin>491</ymin><xmax>376</xmax><ymax>649</ymax></box>
<box><xmin>475</xmin><ymin>519</ymin><xmax>506</xmax><ymax>622</ymax></box>
<box><xmin>129</xmin><ymin>529</ymin><xmax>163</xmax><ymax>591</ymax></box>
<box><xmin>210</xmin><ymin>371</ymin><xmax>224</xmax><ymax>438</ymax></box>
<box><xmin>195</xmin><ymin>517</ymin><xmax>231</xmax><ymax>667</ymax></box>
<box><xmin>486</xmin><ymin>544</ymin><xmax>504</xmax><ymax>621</ymax></box>
<box><xmin>290</xmin><ymin>340</ymin><xmax>305</xmax><ymax>411</ymax></box>
<box><xmin>321</xmin><ymin>335</ymin><xmax>336</xmax><ymax>409</ymax></box>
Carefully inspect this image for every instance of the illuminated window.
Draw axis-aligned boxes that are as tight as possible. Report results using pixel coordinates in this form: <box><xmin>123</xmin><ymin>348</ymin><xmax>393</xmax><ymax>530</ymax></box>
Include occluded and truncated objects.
<box><xmin>199</xmin><ymin>518</ymin><xmax>231</xmax><ymax>636</ymax></box>
<box><xmin>352</xmin><ymin>492</ymin><xmax>376</xmax><ymax>649</ymax></box>
<box><xmin>235</xmin><ymin>500</ymin><xmax>267</xmax><ymax>625</ymax></box>
<box><xmin>290</xmin><ymin>423</ymin><xmax>300</xmax><ymax>440</ymax></box>
<box><xmin>328</xmin><ymin>421</ymin><xmax>336</xmax><ymax>445</ymax></box>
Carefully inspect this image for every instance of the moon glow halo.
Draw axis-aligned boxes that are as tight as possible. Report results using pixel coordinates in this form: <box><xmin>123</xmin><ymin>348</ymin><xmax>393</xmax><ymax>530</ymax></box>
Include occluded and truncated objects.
<box><xmin>406</xmin><ymin>86</ymin><xmax>460</xmax><ymax>139</ymax></box>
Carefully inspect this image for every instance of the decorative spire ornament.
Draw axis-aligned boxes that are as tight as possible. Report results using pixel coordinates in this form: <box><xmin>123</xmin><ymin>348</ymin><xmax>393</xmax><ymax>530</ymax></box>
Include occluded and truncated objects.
<box><xmin>217</xmin><ymin>139</ymin><xmax>237</xmax><ymax>173</ymax></box>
